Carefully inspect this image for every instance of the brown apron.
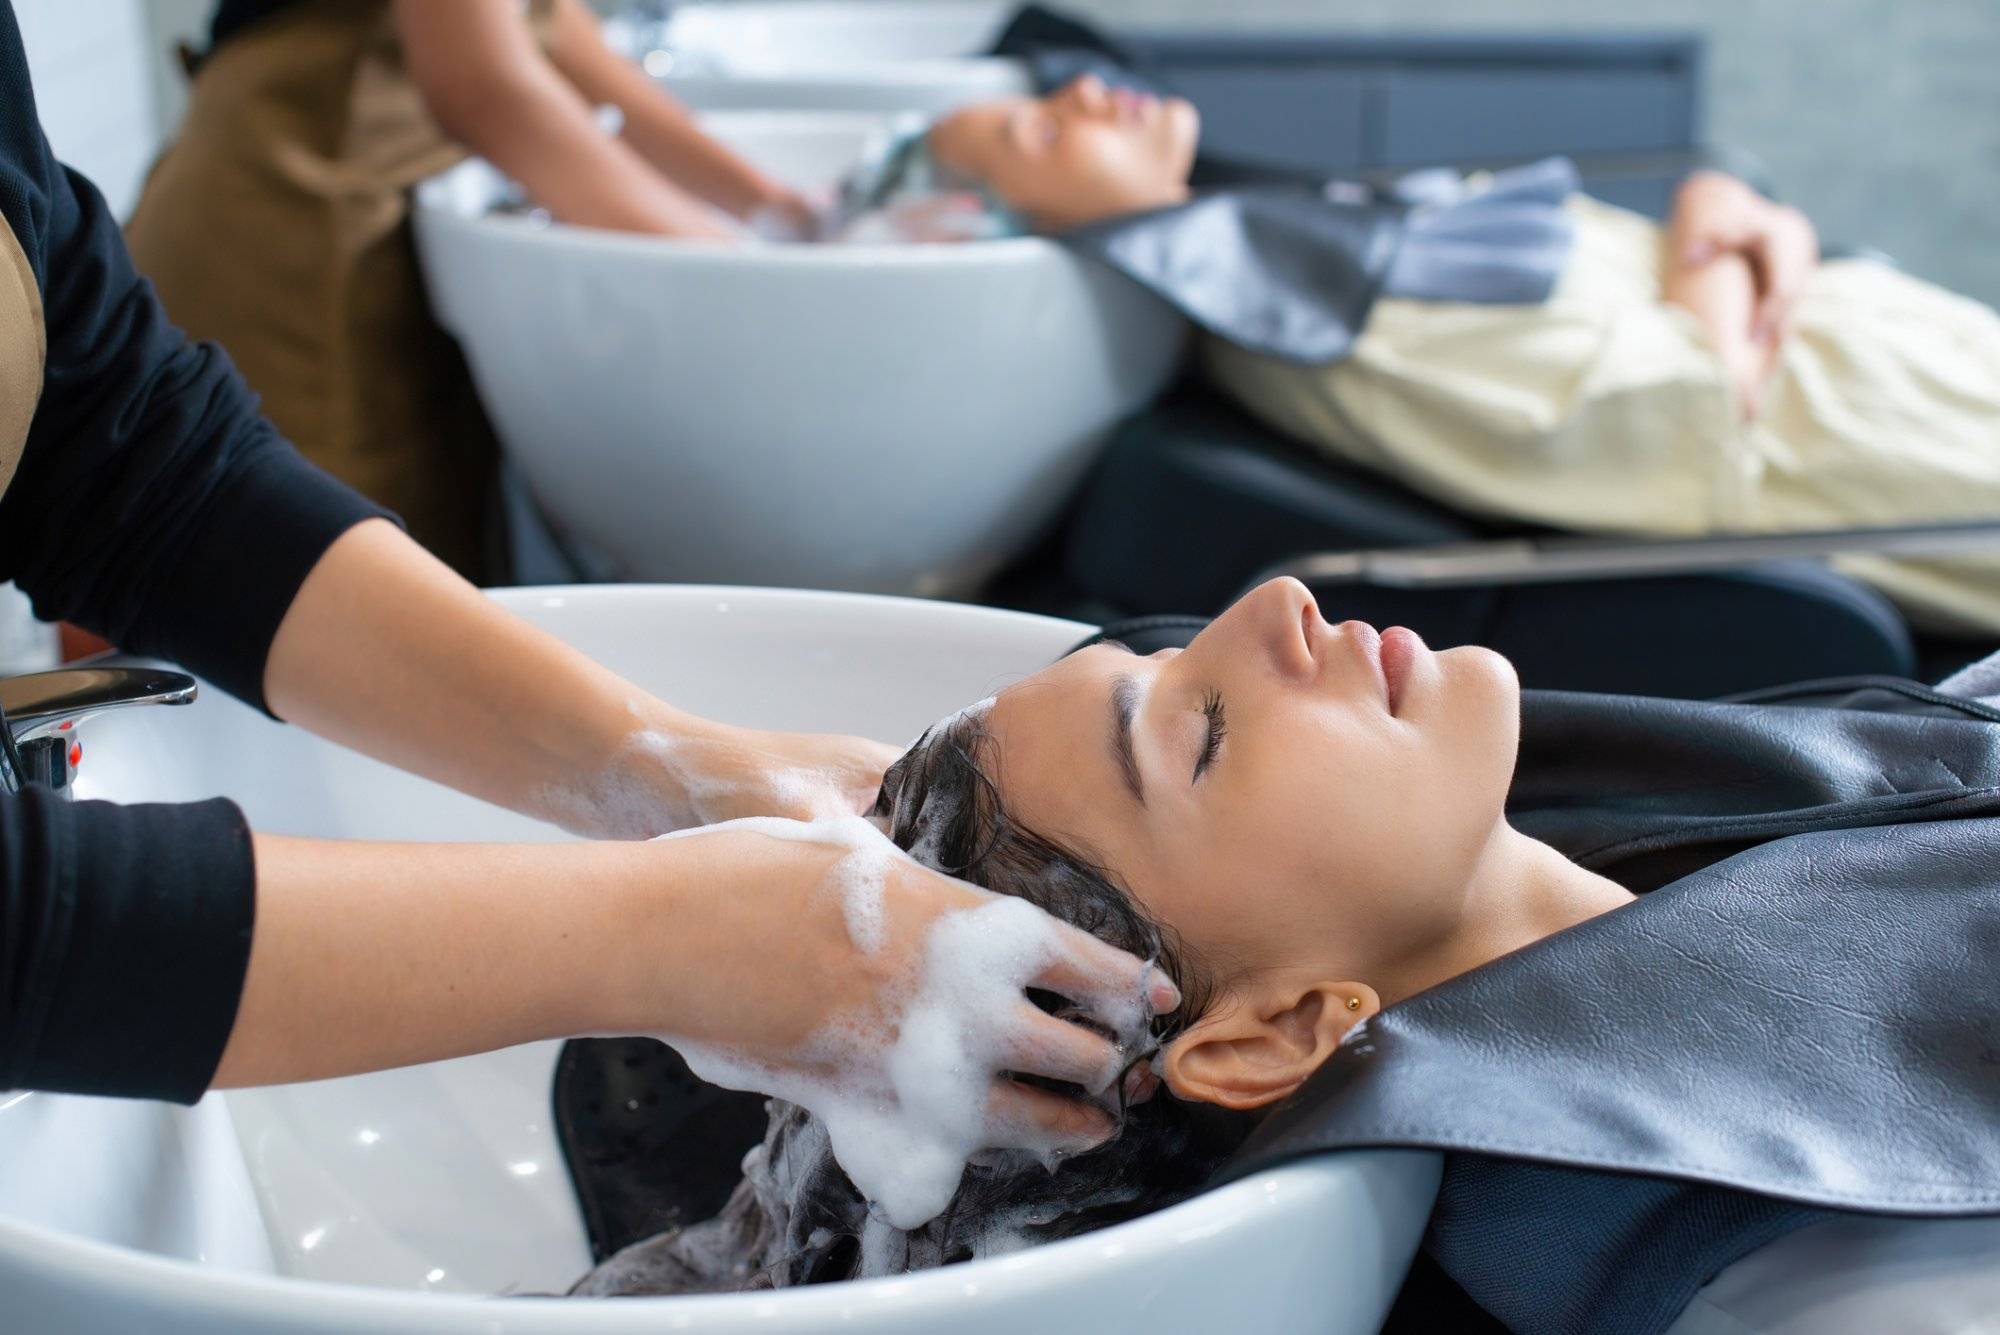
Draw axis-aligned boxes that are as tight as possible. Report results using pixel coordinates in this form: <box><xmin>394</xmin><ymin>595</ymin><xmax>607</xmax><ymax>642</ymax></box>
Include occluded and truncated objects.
<box><xmin>125</xmin><ymin>0</ymin><xmax>555</xmax><ymax>581</ymax></box>
<box><xmin>0</xmin><ymin>216</ymin><xmax>44</xmax><ymax>500</ymax></box>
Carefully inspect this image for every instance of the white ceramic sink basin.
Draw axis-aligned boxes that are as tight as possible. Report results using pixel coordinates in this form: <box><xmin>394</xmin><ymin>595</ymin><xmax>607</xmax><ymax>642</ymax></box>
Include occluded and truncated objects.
<box><xmin>0</xmin><ymin>587</ymin><xmax>1439</xmax><ymax>1333</ymax></box>
<box><xmin>648</xmin><ymin>2</ymin><xmax>1031</xmax><ymax>114</ymax></box>
<box><xmin>414</xmin><ymin>116</ymin><xmax>1187</xmax><ymax>596</ymax></box>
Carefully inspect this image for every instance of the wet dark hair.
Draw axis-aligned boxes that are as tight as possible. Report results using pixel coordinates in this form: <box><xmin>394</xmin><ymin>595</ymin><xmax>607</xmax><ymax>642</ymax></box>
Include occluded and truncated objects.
<box><xmin>569</xmin><ymin>707</ymin><xmax>1255</xmax><ymax>1296</ymax></box>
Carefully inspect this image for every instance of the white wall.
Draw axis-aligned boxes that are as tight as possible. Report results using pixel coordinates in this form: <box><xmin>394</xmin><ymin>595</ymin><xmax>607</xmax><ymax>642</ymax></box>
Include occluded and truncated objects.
<box><xmin>144</xmin><ymin>0</ymin><xmax>212</xmax><ymax>151</ymax></box>
<box><xmin>15</xmin><ymin>0</ymin><xmax>160</xmax><ymax>218</ymax></box>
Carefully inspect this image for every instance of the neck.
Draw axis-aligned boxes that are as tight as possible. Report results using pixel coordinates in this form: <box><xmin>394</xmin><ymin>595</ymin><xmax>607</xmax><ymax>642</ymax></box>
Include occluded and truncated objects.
<box><xmin>1379</xmin><ymin>824</ymin><xmax>1634</xmax><ymax>1005</ymax></box>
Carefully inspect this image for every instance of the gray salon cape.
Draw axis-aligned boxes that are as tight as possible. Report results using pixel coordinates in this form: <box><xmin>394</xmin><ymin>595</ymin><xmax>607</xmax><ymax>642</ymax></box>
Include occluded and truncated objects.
<box><xmin>1224</xmin><ymin>678</ymin><xmax>2000</xmax><ymax>1335</ymax></box>
<box><xmin>990</xmin><ymin>3</ymin><xmax>1577</xmax><ymax>364</ymax></box>
<box><xmin>1058</xmin><ymin>158</ymin><xmax>1578</xmax><ymax>365</ymax></box>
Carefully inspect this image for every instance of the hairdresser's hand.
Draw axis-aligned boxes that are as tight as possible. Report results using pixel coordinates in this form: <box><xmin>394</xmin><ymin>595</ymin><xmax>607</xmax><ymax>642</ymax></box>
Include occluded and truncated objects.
<box><xmin>703</xmin><ymin>724</ymin><xmax>904</xmax><ymax>823</ymax></box>
<box><xmin>657</xmin><ymin>721</ymin><xmax>903</xmax><ymax>825</ymax></box>
<box><xmin>614</xmin><ymin>822</ymin><xmax>1179</xmax><ymax>1151</ymax></box>
<box><xmin>879</xmin><ymin>193</ymin><xmax>996</xmax><ymax>243</ymax></box>
<box><xmin>536</xmin><ymin>712</ymin><xmax>900</xmax><ymax>839</ymax></box>
<box><xmin>744</xmin><ymin>189</ymin><xmax>829</xmax><ymax>242</ymax></box>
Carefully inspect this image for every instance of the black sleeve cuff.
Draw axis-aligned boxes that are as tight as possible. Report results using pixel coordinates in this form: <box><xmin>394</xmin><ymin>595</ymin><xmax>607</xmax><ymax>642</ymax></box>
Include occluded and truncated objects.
<box><xmin>1</xmin><ymin>792</ymin><xmax>256</xmax><ymax>1104</ymax></box>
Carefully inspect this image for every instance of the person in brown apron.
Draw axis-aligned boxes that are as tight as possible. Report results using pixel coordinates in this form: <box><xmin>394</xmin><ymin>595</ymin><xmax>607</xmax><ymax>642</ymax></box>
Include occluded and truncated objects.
<box><xmin>126</xmin><ymin>0</ymin><xmax>805</xmax><ymax>580</ymax></box>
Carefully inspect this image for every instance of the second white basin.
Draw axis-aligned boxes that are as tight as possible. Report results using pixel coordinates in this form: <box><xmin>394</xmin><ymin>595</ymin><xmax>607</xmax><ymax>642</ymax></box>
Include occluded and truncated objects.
<box><xmin>414</xmin><ymin>114</ymin><xmax>1188</xmax><ymax>596</ymax></box>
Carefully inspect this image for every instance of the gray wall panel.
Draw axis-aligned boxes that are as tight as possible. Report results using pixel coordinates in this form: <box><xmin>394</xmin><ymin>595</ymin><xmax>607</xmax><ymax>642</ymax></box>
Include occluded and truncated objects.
<box><xmin>1065</xmin><ymin>0</ymin><xmax>2000</xmax><ymax>307</ymax></box>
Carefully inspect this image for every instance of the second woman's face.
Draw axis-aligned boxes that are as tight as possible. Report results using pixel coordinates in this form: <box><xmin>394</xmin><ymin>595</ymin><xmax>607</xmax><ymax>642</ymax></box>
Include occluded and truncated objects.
<box><xmin>927</xmin><ymin>74</ymin><xmax>1199</xmax><ymax>230</ymax></box>
<box><xmin>980</xmin><ymin>579</ymin><xmax>1522</xmax><ymax>983</ymax></box>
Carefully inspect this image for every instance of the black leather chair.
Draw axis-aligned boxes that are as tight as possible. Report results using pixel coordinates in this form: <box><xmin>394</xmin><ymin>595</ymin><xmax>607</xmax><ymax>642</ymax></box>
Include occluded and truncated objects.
<box><xmin>1062</xmin><ymin>388</ymin><xmax>1995</xmax><ymax>698</ymax></box>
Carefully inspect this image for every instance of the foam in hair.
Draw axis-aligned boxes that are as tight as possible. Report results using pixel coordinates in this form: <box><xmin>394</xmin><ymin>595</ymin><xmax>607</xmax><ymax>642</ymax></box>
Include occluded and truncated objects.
<box><xmin>655</xmin><ymin>815</ymin><xmax>1148</xmax><ymax>1231</ymax></box>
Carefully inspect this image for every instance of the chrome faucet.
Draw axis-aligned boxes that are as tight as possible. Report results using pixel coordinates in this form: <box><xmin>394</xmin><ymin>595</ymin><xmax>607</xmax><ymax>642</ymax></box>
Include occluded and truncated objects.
<box><xmin>0</xmin><ymin>666</ymin><xmax>197</xmax><ymax>796</ymax></box>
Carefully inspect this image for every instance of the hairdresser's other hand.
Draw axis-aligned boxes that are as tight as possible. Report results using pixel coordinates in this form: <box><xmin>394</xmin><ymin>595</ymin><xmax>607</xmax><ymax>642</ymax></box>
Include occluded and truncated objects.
<box><xmin>682</xmin><ymin>724</ymin><xmax>903</xmax><ymax>823</ymax></box>
<box><xmin>613</xmin><ymin>822</ymin><xmax>1179</xmax><ymax>1150</ymax></box>
<box><xmin>879</xmin><ymin>193</ymin><xmax>995</xmax><ymax>243</ymax></box>
<box><xmin>540</xmin><ymin>712</ymin><xmax>900</xmax><ymax>838</ymax></box>
<box><xmin>717</xmin><ymin>725</ymin><xmax>904</xmax><ymax>822</ymax></box>
<box><xmin>744</xmin><ymin>188</ymin><xmax>828</xmax><ymax>242</ymax></box>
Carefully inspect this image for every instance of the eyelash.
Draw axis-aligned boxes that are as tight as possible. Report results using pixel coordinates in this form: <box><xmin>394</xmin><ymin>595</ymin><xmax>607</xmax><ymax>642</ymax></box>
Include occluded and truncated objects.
<box><xmin>1194</xmin><ymin>690</ymin><xmax>1227</xmax><ymax>781</ymax></box>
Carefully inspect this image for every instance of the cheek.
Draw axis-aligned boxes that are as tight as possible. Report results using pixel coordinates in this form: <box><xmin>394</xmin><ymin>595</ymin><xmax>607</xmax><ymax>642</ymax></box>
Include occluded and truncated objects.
<box><xmin>1059</xmin><ymin>129</ymin><xmax>1148</xmax><ymax>191</ymax></box>
<box><xmin>1240</xmin><ymin>717</ymin><xmax>1486</xmax><ymax>903</ymax></box>
<box><xmin>1155</xmin><ymin>113</ymin><xmax>1197</xmax><ymax>181</ymax></box>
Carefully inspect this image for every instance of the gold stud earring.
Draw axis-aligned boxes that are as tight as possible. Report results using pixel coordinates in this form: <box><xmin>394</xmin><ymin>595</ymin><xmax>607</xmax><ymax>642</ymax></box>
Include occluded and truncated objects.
<box><xmin>1345</xmin><ymin>996</ymin><xmax>1362</xmax><ymax>1011</ymax></box>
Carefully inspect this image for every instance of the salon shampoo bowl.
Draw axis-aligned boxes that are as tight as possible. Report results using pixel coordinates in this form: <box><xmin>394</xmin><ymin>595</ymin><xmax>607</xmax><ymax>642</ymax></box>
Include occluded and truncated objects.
<box><xmin>653</xmin><ymin>2</ymin><xmax>1031</xmax><ymax>115</ymax></box>
<box><xmin>0</xmin><ymin>587</ymin><xmax>1438</xmax><ymax>1333</ymax></box>
<box><xmin>413</xmin><ymin>113</ymin><xmax>1187</xmax><ymax>596</ymax></box>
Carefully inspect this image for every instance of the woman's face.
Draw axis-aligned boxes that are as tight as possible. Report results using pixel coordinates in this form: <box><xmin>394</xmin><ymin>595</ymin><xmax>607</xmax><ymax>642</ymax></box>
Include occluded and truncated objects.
<box><xmin>979</xmin><ymin>579</ymin><xmax>1521</xmax><ymax>988</ymax></box>
<box><xmin>926</xmin><ymin>74</ymin><xmax>1199</xmax><ymax>230</ymax></box>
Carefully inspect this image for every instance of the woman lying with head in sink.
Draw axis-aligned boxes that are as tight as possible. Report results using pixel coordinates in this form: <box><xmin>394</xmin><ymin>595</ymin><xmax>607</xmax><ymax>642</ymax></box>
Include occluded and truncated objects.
<box><xmin>572</xmin><ymin>576</ymin><xmax>2000</xmax><ymax>1332</ymax></box>
<box><xmin>832</xmin><ymin>73</ymin><xmax>2000</xmax><ymax>642</ymax></box>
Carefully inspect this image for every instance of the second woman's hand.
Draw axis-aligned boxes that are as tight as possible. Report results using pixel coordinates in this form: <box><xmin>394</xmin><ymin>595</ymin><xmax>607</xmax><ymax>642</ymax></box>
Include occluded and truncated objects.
<box><xmin>1665</xmin><ymin>171</ymin><xmax>1819</xmax><ymax>420</ymax></box>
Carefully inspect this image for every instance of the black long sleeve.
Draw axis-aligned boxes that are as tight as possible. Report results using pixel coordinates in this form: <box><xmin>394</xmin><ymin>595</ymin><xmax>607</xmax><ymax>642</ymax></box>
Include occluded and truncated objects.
<box><xmin>0</xmin><ymin>66</ymin><xmax>388</xmax><ymax>708</ymax></box>
<box><xmin>0</xmin><ymin>791</ymin><xmax>256</xmax><ymax>1101</ymax></box>
<box><xmin>0</xmin><ymin>3</ymin><xmax>391</xmax><ymax>1102</ymax></box>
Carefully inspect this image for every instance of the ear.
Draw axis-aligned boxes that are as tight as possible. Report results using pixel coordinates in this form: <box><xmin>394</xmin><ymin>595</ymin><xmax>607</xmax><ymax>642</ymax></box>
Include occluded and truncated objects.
<box><xmin>1160</xmin><ymin>981</ymin><xmax>1380</xmax><ymax>1110</ymax></box>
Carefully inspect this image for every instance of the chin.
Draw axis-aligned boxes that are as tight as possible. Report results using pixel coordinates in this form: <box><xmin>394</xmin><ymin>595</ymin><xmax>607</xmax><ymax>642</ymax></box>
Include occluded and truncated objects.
<box><xmin>1443</xmin><ymin>643</ymin><xmax>1518</xmax><ymax>685</ymax></box>
<box><xmin>1165</xmin><ymin>98</ymin><xmax>1201</xmax><ymax>174</ymax></box>
<box><xmin>1440</xmin><ymin>645</ymin><xmax>1523</xmax><ymax>746</ymax></box>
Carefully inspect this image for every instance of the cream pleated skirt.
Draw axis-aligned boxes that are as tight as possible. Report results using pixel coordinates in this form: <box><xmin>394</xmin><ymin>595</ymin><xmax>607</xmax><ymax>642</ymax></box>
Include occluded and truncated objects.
<box><xmin>1203</xmin><ymin>194</ymin><xmax>2000</xmax><ymax>634</ymax></box>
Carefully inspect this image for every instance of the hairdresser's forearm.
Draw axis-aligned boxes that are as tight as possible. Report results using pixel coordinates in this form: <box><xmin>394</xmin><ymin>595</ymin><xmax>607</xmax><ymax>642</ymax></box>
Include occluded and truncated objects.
<box><xmin>543</xmin><ymin>0</ymin><xmax>791</xmax><ymax>218</ymax></box>
<box><xmin>212</xmin><ymin>835</ymin><xmax>616</xmax><ymax>1085</ymax></box>
<box><xmin>262</xmin><ymin>521</ymin><xmax>719</xmax><ymax>829</ymax></box>
<box><xmin>213</xmin><ymin>827</ymin><xmax>1156</xmax><ymax>1161</ymax></box>
<box><xmin>470</xmin><ymin>75</ymin><xmax>729</xmax><ymax>236</ymax></box>
<box><xmin>395</xmin><ymin>0</ymin><xmax>732</xmax><ymax>237</ymax></box>
<box><xmin>211</xmin><ymin>830</ymin><xmax>818</xmax><ymax>1087</ymax></box>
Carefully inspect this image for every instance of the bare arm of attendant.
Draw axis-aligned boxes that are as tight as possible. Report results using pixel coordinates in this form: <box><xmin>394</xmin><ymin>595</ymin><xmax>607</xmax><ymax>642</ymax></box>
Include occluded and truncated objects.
<box><xmin>394</xmin><ymin>0</ymin><xmax>738</xmax><ymax>238</ymax></box>
<box><xmin>228</xmin><ymin>519</ymin><xmax>1172</xmax><ymax>1144</ymax></box>
<box><xmin>215</xmin><ymin>825</ymin><xmax>1164</xmax><ymax>1155</ymax></box>
<box><xmin>264</xmin><ymin>520</ymin><xmax>893</xmax><ymax>833</ymax></box>
<box><xmin>540</xmin><ymin>0</ymin><xmax>806</xmax><ymax>225</ymax></box>
<box><xmin>1662</xmin><ymin>170</ymin><xmax>1820</xmax><ymax>419</ymax></box>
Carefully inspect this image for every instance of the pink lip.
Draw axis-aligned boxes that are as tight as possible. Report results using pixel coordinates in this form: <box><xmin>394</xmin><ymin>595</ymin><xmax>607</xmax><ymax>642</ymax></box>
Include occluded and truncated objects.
<box><xmin>1379</xmin><ymin>626</ymin><xmax>1427</xmax><ymax>716</ymax></box>
<box><xmin>1112</xmin><ymin>87</ymin><xmax>1158</xmax><ymax>122</ymax></box>
<box><xmin>1334</xmin><ymin>620</ymin><xmax>1389</xmax><ymax>711</ymax></box>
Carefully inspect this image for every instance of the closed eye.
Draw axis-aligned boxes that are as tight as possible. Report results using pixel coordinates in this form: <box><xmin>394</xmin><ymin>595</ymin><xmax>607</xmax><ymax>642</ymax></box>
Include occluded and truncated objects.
<box><xmin>1009</xmin><ymin>106</ymin><xmax>1062</xmax><ymax>154</ymax></box>
<box><xmin>1193</xmin><ymin>690</ymin><xmax>1226</xmax><ymax>782</ymax></box>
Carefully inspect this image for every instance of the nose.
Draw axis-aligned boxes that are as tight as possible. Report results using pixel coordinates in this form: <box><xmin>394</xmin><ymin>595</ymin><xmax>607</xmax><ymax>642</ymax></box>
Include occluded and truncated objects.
<box><xmin>1061</xmin><ymin>72</ymin><xmax>1111</xmax><ymax>114</ymax></box>
<box><xmin>1206</xmin><ymin>577</ymin><xmax>1318</xmax><ymax>682</ymax></box>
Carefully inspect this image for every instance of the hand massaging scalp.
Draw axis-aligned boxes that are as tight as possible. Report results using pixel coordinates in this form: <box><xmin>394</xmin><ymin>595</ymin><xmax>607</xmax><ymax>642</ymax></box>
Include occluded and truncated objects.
<box><xmin>650</xmin><ymin>812</ymin><xmax>1161</xmax><ymax>1232</ymax></box>
<box><xmin>530</xmin><ymin>726</ymin><xmax>844</xmax><ymax>838</ymax></box>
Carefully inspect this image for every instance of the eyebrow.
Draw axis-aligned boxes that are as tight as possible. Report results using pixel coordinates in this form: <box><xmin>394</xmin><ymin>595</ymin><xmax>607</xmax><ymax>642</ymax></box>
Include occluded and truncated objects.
<box><xmin>1109</xmin><ymin>673</ymin><xmax>1146</xmax><ymax>806</ymax></box>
